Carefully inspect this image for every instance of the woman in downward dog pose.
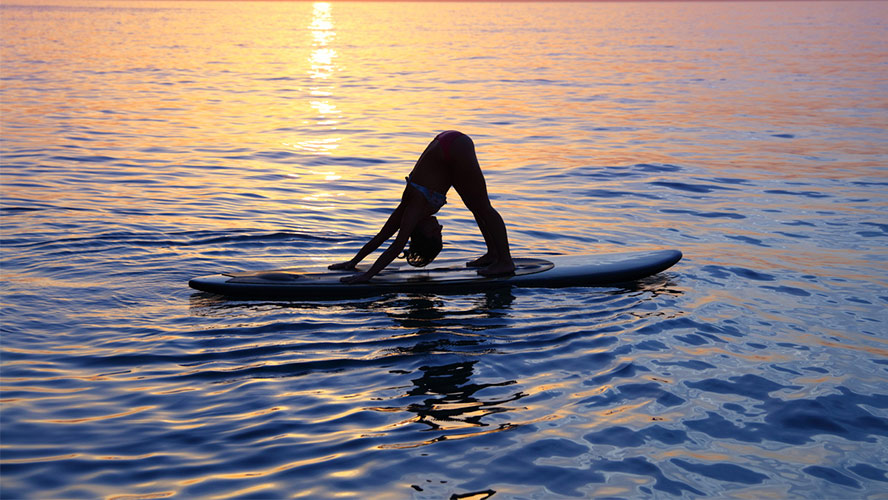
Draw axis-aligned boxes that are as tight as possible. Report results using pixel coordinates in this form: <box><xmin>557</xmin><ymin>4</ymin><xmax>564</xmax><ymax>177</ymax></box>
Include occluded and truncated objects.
<box><xmin>330</xmin><ymin>131</ymin><xmax>515</xmax><ymax>284</ymax></box>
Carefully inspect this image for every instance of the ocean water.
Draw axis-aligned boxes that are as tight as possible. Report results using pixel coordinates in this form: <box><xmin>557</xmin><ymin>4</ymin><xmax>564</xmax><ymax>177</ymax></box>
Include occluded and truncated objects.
<box><xmin>1</xmin><ymin>0</ymin><xmax>887</xmax><ymax>498</ymax></box>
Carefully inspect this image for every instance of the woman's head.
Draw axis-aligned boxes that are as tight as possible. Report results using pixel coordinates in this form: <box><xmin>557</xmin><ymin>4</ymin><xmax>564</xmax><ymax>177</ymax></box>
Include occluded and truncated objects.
<box><xmin>403</xmin><ymin>216</ymin><xmax>443</xmax><ymax>267</ymax></box>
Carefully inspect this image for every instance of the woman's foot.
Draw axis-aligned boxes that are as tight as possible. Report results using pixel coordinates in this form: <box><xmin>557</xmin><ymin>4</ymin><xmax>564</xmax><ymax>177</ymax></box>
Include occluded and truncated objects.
<box><xmin>477</xmin><ymin>260</ymin><xmax>516</xmax><ymax>277</ymax></box>
<box><xmin>466</xmin><ymin>253</ymin><xmax>497</xmax><ymax>268</ymax></box>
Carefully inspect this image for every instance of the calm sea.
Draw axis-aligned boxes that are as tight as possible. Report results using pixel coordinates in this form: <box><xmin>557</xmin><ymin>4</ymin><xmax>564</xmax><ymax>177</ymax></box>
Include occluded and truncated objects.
<box><xmin>1</xmin><ymin>1</ymin><xmax>887</xmax><ymax>498</ymax></box>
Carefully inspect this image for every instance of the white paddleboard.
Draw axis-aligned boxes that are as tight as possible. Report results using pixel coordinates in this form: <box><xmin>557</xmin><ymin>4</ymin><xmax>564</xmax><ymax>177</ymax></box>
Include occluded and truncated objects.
<box><xmin>188</xmin><ymin>250</ymin><xmax>682</xmax><ymax>300</ymax></box>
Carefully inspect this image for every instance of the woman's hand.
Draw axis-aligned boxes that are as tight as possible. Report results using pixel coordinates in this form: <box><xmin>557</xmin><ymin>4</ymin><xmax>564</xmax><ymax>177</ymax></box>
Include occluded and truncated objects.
<box><xmin>328</xmin><ymin>261</ymin><xmax>356</xmax><ymax>271</ymax></box>
<box><xmin>340</xmin><ymin>271</ymin><xmax>371</xmax><ymax>284</ymax></box>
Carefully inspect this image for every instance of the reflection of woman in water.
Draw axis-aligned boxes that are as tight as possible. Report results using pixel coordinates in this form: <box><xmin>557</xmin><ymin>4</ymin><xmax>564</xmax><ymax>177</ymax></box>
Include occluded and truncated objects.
<box><xmin>330</xmin><ymin>131</ymin><xmax>515</xmax><ymax>284</ymax></box>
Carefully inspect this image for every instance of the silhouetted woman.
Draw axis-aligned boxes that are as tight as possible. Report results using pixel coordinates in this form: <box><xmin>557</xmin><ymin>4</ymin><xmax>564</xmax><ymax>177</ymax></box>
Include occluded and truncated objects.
<box><xmin>330</xmin><ymin>131</ymin><xmax>514</xmax><ymax>283</ymax></box>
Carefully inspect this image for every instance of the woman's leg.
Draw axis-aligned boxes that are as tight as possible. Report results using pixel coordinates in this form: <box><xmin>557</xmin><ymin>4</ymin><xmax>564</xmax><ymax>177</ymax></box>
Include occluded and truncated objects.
<box><xmin>448</xmin><ymin>134</ymin><xmax>515</xmax><ymax>275</ymax></box>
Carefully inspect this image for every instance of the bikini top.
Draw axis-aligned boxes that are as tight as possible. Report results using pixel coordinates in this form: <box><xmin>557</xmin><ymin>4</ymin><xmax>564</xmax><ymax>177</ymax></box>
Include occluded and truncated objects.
<box><xmin>406</xmin><ymin>175</ymin><xmax>446</xmax><ymax>214</ymax></box>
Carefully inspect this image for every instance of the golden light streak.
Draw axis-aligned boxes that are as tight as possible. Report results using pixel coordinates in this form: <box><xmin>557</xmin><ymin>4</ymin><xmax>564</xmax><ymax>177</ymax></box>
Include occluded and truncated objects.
<box><xmin>1</xmin><ymin>453</ymin><xmax>81</xmax><ymax>464</ymax></box>
<box><xmin>210</xmin><ymin>483</ymin><xmax>279</xmax><ymax>500</ymax></box>
<box><xmin>178</xmin><ymin>453</ymin><xmax>342</xmax><ymax>486</ymax></box>
<box><xmin>0</xmin><ymin>385</ymin><xmax>89</xmax><ymax>394</ymax></box>
<box><xmin>107</xmin><ymin>492</ymin><xmax>176</xmax><ymax>500</ymax></box>
<box><xmin>290</xmin><ymin>1</ymin><xmax>341</xmax><ymax>161</ymax></box>
<box><xmin>38</xmin><ymin>405</ymin><xmax>155</xmax><ymax>424</ymax></box>
<box><xmin>675</xmin><ymin>345</ymin><xmax>791</xmax><ymax>363</ymax></box>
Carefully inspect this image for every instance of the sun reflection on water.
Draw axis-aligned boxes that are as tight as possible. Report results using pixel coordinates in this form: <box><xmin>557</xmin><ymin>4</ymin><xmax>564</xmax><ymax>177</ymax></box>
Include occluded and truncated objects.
<box><xmin>282</xmin><ymin>2</ymin><xmax>341</xmax><ymax>159</ymax></box>
<box><xmin>307</xmin><ymin>2</ymin><xmax>339</xmax><ymax>142</ymax></box>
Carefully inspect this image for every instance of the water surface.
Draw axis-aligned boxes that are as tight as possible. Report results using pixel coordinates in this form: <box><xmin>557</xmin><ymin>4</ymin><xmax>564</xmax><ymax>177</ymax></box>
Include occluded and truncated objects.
<box><xmin>1</xmin><ymin>1</ymin><xmax>887</xmax><ymax>498</ymax></box>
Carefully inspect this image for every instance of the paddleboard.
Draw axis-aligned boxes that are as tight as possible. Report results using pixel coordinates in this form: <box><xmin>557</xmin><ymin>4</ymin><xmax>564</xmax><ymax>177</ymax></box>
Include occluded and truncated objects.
<box><xmin>188</xmin><ymin>249</ymin><xmax>682</xmax><ymax>300</ymax></box>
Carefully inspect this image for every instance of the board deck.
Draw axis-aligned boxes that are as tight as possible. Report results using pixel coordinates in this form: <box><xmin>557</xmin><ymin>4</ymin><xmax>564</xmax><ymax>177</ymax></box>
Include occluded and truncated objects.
<box><xmin>189</xmin><ymin>249</ymin><xmax>682</xmax><ymax>299</ymax></box>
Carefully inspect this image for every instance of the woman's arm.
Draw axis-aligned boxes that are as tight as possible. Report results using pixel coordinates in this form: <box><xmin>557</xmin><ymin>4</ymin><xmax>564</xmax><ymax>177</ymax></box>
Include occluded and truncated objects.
<box><xmin>340</xmin><ymin>198</ymin><xmax>427</xmax><ymax>284</ymax></box>
<box><xmin>328</xmin><ymin>203</ymin><xmax>405</xmax><ymax>270</ymax></box>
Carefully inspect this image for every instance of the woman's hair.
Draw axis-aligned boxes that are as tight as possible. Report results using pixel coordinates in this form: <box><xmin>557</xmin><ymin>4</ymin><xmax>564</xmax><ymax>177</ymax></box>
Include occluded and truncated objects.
<box><xmin>403</xmin><ymin>225</ymin><xmax>442</xmax><ymax>267</ymax></box>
